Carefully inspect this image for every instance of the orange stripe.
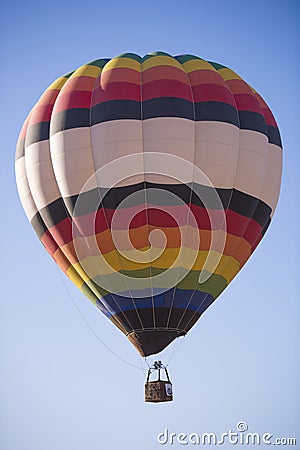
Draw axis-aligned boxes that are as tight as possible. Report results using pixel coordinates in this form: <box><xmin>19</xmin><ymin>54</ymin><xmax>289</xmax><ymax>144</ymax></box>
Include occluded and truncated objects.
<box><xmin>59</xmin><ymin>75</ymin><xmax>98</xmax><ymax>93</ymax></box>
<box><xmin>226</xmin><ymin>78</ymin><xmax>254</xmax><ymax>94</ymax></box>
<box><xmin>100</xmin><ymin>67</ymin><xmax>140</xmax><ymax>87</ymax></box>
<box><xmin>54</xmin><ymin>226</ymin><xmax>252</xmax><ymax>270</ymax></box>
<box><xmin>142</xmin><ymin>65</ymin><xmax>189</xmax><ymax>84</ymax></box>
<box><xmin>187</xmin><ymin>69</ymin><xmax>227</xmax><ymax>87</ymax></box>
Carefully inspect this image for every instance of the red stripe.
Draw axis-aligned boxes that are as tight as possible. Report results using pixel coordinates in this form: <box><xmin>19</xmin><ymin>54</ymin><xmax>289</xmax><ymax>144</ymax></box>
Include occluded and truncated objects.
<box><xmin>142</xmin><ymin>79</ymin><xmax>192</xmax><ymax>102</ymax></box>
<box><xmin>261</xmin><ymin>107</ymin><xmax>278</xmax><ymax>127</ymax></box>
<box><xmin>38</xmin><ymin>89</ymin><xmax>60</xmax><ymax>105</ymax></box>
<box><xmin>48</xmin><ymin>217</ymin><xmax>73</xmax><ymax>246</ymax></box>
<box><xmin>191</xmin><ymin>83</ymin><xmax>236</xmax><ymax>106</ymax></box>
<box><xmin>233</xmin><ymin>93</ymin><xmax>262</xmax><ymax>114</ymax></box>
<box><xmin>18</xmin><ymin>114</ymin><xmax>31</xmax><ymax>140</ymax></box>
<box><xmin>29</xmin><ymin>103</ymin><xmax>54</xmax><ymax>125</ymax></box>
<box><xmin>42</xmin><ymin>205</ymin><xmax>264</xmax><ymax>251</ymax></box>
<box><xmin>53</xmin><ymin>90</ymin><xmax>92</xmax><ymax>112</ymax></box>
<box><xmin>41</xmin><ymin>229</ymin><xmax>59</xmax><ymax>254</ymax></box>
<box><xmin>254</xmin><ymin>93</ymin><xmax>278</xmax><ymax>127</ymax></box>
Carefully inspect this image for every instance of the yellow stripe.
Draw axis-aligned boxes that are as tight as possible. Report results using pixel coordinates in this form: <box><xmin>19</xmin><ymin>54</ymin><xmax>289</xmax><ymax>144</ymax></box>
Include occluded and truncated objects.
<box><xmin>67</xmin><ymin>265</ymin><xmax>86</xmax><ymax>288</ymax></box>
<box><xmin>66</xmin><ymin>265</ymin><xmax>99</xmax><ymax>305</ymax></box>
<box><xmin>47</xmin><ymin>76</ymin><xmax>69</xmax><ymax>91</ymax></box>
<box><xmin>72</xmin><ymin>64</ymin><xmax>102</xmax><ymax>78</ymax></box>
<box><xmin>141</xmin><ymin>55</ymin><xmax>182</xmax><ymax>71</ymax></box>
<box><xmin>181</xmin><ymin>59</ymin><xmax>217</xmax><ymax>73</ymax></box>
<box><xmin>218</xmin><ymin>68</ymin><xmax>243</xmax><ymax>81</ymax></box>
<box><xmin>102</xmin><ymin>57</ymin><xmax>141</xmax><ymax>72</ymax></box>
<box><xmin>74</xmin><ymin>248</ymin><xmax>241</xmax><ymax>281</ymax></box>
<box><xmin>70</xmin><ymin>262</ymin><xmax>97</xmax><ymax>283</ymax></box>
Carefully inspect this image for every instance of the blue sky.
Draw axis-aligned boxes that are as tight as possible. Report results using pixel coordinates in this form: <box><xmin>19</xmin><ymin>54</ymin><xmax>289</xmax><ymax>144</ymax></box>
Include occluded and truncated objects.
<box><xmin>1</xmin><ymin>1</ymin><xmax>299</xmax><ymax>449</ymax></box>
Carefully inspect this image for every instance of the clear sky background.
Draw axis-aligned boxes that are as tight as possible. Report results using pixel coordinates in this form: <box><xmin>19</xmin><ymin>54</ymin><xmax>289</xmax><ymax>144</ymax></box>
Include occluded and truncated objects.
<box><xmin>0</xmin><ymin>1</ymin><xmax>299</xmax><ymax>449</ymax></box>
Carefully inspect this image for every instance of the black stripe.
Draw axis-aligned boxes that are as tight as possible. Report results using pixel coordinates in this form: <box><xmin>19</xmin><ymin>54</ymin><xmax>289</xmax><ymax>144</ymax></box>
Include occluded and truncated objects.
<box><xmin>112</xmin><ymin>307</ymin><xmax>200</xmax><ymax>332</ymax></box>
<box><xmin>195</xmin><ymin>101</ymin><xmax>239</xmax><ymax>126</ymax></box>
<box><xmin>25</xmin><ymin>122</ymin><xmax>50</xmax><ymax>146</ymax></box>
<box><xmin>51</xmin><ymin>109</ymin><xmax>90</xmax><ymax>135</ymax></box>
<box><xmin>31</xmin><ymin>212</ymin><xmax>48</xmax><ymax>239</ymax></box>
<box><xmin>40</xmin><ymin>197</ymin><xmax>70</xmax><ymax>228</ymax></box>
<box><xmin>267</xmin><ymin>125</ymin><xmax>282</xmax><ymax>147</ymax></box>
<box><xmin>142</xmin><ymin>97</ymin><xmax>194</xmax><ymax>120</ymax></box>
<box><xmin>91</xmin><ymin>100</ymin><xmax>141</xmax><ymax>124</ymax></box>
<box><xmin>33</xmin><ymin>104</ymin><xmax>281</xmax><ymax>146</ymax></box>
<box><xmin>15</xmin><ymin>138</ymin><xmax>25</xmax><ymax>160</ymax></box>
<box><xmin>33</xmin><ymin>183</ymin><xmax>272</xmax><ymax>233</ymax></box>
<box><xmin>239</xmin><ymin>110</ymin><xmax>267</xmax><ymax>136</ymax></box>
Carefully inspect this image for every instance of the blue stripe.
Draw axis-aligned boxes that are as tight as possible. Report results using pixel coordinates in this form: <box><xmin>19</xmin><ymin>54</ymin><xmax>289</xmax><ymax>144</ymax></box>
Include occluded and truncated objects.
<box><xmin>101</xmin><ymin>288</ymin><xmax>215</xmax><ymax>315</ymax></box>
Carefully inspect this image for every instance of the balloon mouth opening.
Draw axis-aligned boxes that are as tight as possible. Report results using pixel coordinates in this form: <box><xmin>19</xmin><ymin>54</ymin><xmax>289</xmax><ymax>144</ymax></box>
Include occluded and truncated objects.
<box><xmin>127</xmin><ymin>329</ymin><xmax>186</xmax><ymax>357</ymax></box>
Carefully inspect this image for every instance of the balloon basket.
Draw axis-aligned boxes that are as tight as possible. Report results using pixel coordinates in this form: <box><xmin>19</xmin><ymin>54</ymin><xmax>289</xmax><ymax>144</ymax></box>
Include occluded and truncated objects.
<box><xmin>144</xmin><ymin>361</ymin><xmax>173</xmax><ymax>403</ymax></box>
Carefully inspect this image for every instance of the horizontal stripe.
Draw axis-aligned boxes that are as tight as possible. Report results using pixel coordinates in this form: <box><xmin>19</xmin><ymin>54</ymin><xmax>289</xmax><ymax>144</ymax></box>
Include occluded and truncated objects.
<box><xmin>142</xmin><ymin>80</ymin><xmax>192</xmax><ymax>101</ymax></box>
<box><xmin>194</xmin><ymin>101</ymin><xmax>238</xmax><ymax>125</ymax></box>
<box><xmin>50</xmin><ymin>108</ymin><xmax>90</xmax><ymax>135</ymax></box>
<box><xmin>89</xmin><ymin>99</ymin><xmax>241</xmax><ymax>124</ymax></box>
<box><xmin>226</xmin><ymin>79</ymin><xmax>256</xmax><ymax>95</ymax></box>
<box><xmin>25</xmin><ymin>122</ymin><xmax>50</xmax><ymax>146</ymax></box>
<box><xmin>70</xmin><ymin>250</ymin><xmax>240</xmax><ymax>283</ymax></box>
<box><xmin>191</xmin><ymin>83</ymin><xmax>236</xmax><ymax>106</ymax></box>
<box><xmin>234</xmin><ymin>93</ymin><xmax>262</xmax><ymax>114</ymax></box>
<box><xmin>267</xmin><ymin>125</ymin><xmax>282</xmax><ymax>147</ymax></box>
<box><xmin>64</xmin><ymin>183</ymin><xmax>272</xmax><ymax>226</ymax></box>
<box><xmin>142</xmin><ymin>97</ymin><xmax>194</xmax><ymax>119</ymax></box>
<box><xmin>59</xmin><ymin>75</ymin><xmax>99</xmax><ymax>93</ymax></box>
<box><xmin>16</xmin><ymin>138</ymin><xmax>25</xmax><ymax>159</ymax></box>
<box><xmin>37</xmin><ymin>189</ymin><xmax>265</xmax><ymax>232</ymax></box>
<box><xmin>141</xmin><ymin>55</ymin><xmax>182</xmax><ymax>70</ymax></box>
<box><xmin>103</xmin><ymin>288</ymin><xmax>215</xmax><ymax>313</ymax></box>
<box><xmin>92</xmin><ymin>82</ymin><xmax>141</xmax><ymax>104</ymax></box>
<box><xmin>110</xmin><ymin>299</ymin><xmax>210</xmax><ymax>333</ymax></box>
<box><xmin>41</xmin><ymin>108</ymin><xmax>273</xmax><ymax>143</ymax></box>
<box><xmin>40</xmin><ymin>207</ymin><xmax>264</xmax><ymax>249</ymax></box>
<box><xmin>28</xmin><ymin>103</ymin><xmax>54</xmax><ymax>125</ymax></box>
<box><xmin>53</xmin><ymin>90</ymin><xmax>92</xmax><ymax>112</ymax></box>
<box><xmin>101</xmin><ymin>67</ymin><xmax>141</xmax><ymax>86</ymax></box>
<box><xmin>103</xmin><ymin>56</ymin><xmax>141</xmax><ymax>71</ymax></box>
<box><xmin>238</xmin><ymin>110</ymin><xmax>267</xmax><ymax>136</ymax></box>
<box><xmin>181</xmin><ymin>59</ymin><xmax>216</xmax><ymax>73</ymax></box>
<box><xmin>91</xmin><ymin>100</ymin><xmax>141</xmax><ymax>124</ymax></box>
<box><xmin>55</xmin><ymin>226</ymin><xmax>252</xmax><ymax>265</ymax></box>
<box><xmin>70</xmin><ymin>64</ymin><xmax>103</xmax><ymax>78</ymax></box>
<box><xmin>185</xmin><ymin>69</ymin><xmax>227</xmax><ymax>87</ymax></box>
<box><xmin>142</xmin><ymin>65</ymin><xmax>189</xmax><ymax>84</ymax></box>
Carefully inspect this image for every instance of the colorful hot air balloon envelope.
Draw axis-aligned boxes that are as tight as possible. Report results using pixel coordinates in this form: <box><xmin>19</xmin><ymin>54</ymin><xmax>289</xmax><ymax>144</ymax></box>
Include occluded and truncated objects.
<box><xmin>15</xmin><ymin>52</ymin><xmax>282</xmax><ymax>357</ymax></box>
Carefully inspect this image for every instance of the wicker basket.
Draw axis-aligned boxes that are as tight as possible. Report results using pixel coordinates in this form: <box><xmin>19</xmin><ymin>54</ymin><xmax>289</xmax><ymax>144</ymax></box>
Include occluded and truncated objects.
<box><xmin>144</xmin><ymin>361</ymin><xmax>173</xmax><ymax>403</ymax></box>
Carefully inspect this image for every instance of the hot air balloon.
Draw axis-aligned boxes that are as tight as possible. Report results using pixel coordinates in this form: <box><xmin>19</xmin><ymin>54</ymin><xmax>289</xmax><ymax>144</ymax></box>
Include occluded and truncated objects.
<box><xmin>15</xmin><ymin>52</ymin><xmax>282</xmax><ymax>402</ymax></box>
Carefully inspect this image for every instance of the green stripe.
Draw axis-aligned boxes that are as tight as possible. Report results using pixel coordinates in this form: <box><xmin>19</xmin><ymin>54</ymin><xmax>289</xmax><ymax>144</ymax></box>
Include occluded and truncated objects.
<box><xmin>209</xmin><ymin>61</ymin><xmax>227</xmax><ymax>70</ymax></box>
<box><xmin>62</xmin><ymin>71</ymin><xmax>75</xmax><ymax>79</ymax></box>
<box><xmin>87</xmin><ymin>59</ymin><xmax>110</xmax><ymax>68</ymax></box>
<box><xmin>92</xmin><ymin>269</ymin><xmax>228</xmax><ymax>298</ymax></box>
<box><xmin>175</xmin><ymin>54</ymin><xmax>203</xmax><ymax>64</ymax></box>
<box><xmin>143</xmin><ymin>51</ymin><xmax>173</xmax><ymax>61</ymax></box>
<box><xmin>115</xmin><ymin>52</ymin><xmax>142</xmax><ymax>62</ymax></box>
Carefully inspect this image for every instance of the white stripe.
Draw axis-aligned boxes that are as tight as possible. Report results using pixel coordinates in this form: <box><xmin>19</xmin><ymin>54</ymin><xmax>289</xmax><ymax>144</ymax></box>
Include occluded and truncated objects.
<box><xmin>15</xmin><ymin>157</ymin><xmax>38</xmax><ymax>221</ymax></box>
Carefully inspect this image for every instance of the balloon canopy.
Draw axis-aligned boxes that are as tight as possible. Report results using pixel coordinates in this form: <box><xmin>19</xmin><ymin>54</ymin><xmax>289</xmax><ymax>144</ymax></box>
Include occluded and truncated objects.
<box><xmin>15</xmin><ymin>52</ymin><xmax>282</xmax><ymax>357</ymax></box>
